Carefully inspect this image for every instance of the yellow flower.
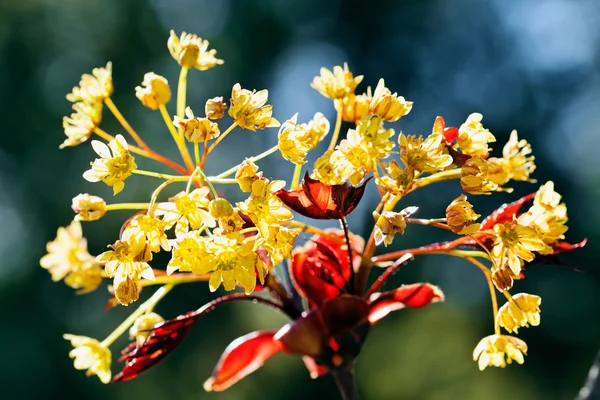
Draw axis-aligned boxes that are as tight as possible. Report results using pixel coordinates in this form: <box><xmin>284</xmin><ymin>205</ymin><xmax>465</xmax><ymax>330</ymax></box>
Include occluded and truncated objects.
<box><xmin>445</xmin><ymin>194</ymin><xmax>480</xmax><ymax>234</ymax></box>
<box><xmin>312</xmin><ymin>150</ymin><xmax>345</xmax><ymax>185</ymax></box>
<box><xmin>236</xmin><ymin>159</ymin><xmax>263</xmax><ymax>192</ymax></box>
<box><xmin>518</xmin><ymin>181</ymin><xmax>568</xmax><ymax>245</ymax></box>
<box><xmin>63</xmin><ymin>334</ymin><xmax>112</xmax><ymax>383</ymax></box>
<box><xmin>301</xmin><ymin>112</ymin><xmax>330</xmax><ymax>150</ymax></box>
<box><xmin>376</xmin><ymin>160</ymin><xmax>414</xmax><ymax>196</ymax></box>
<box><xmin>167</xmin><ymin>30</ymin><xmax>223</xmax><ymax>70</ymax></box>
<box><xmin>373</xmin><ymin>207</ymin><xmax>418</xmax><ymax>246</ymax></box>
<box><xmin>460</xmin><ymin>157</ymin><xmax>498</xmax><ymax>195</ymax></box>
<box><xmin>61</xmin><ymin>101</ymin><xmax>103</xmax><ymax>149</ymax></box>
<box><xmin>121</xmin><ymin>214</ymin><xmax>171</xmax><ymax>254</ymax></box>
<box><xmin>96</xmin><ymin>239</ymin><xmax>154</xmax><ymax>304</ymax></box>
<box><xmin>154</xmin><ymin>187</ymin><xmax>216</xmax><ymax>237</ymax></box>
<box><xmin>501</xmin><ymin>130</ymin><xmax>536</xmax><ymax>182</ymax></box>
<box><xmin>205</xmin><ymin>96</ymin><xmax>226</xmax><ymax>119</ymax></box>
<box><xmin>278</xmin><ymin>114</ymin><xmax>313</xmax><ymax>165</ymax></box>
<box><xmin>457</xmin><ymin>113</ymin><xmax>496</xmax><ymax>157</ymax></box>
<box><xmin>356</xmin><ymin>116</ymin><xmax>396</xmax><ymax>160</ymax></box>
<box><xmin>205</xmin><ymin>233</ymin><xmax>266</xmax><ymax>294</ymax></box>
<box><xmin>209</xmin><ymin>198</ymin><xmax>245</xmax><ymax>233</ymax></box>
<box><xmin>228</xmin><ymin>83</ymin><xmax>280</xmax><ymax>131</ymax></box>
<box><xmin>72</xmin><ymin>193</ymin><xmax>107</xmax><ymax>221</ymax></box>
<box><xmin>342</xmin><ymin>93</ymin><xmax>371</xmax><ymax>123</ymax></box>
<box><xmin>169</xmin><ymin>231</ymin><xmax>266</xmax><ymax>294</ymax></box>
<box><xmin>497</xmin><ymin>293</ymin><xmax>541</xmax><ymax>333</ymax></box>
<box><xmin>369</xmin><ymin>79</ymin><xmax>413</xmax><ymax>122</ymax></box>
<box><xmin>491</xmin><ymin>220</ymin><xmax>552</xmax><ymax>278</ymax></box>
<box><xmin>40</xmin><ymin>220</ymin><xmax>103</xmax><ymax>293</ymax></box>
<box><xmin>129</xmin><ymin>312</ymin><xmax>164</xmax><ymax>345</ymax></box>
<box><xmin>83</xmin><ymin>134</ymin><xmax>137</xmax><ymax>195</ymax></box>
<box><xmin>237</xmin><ymin>179</ymin><xmax>293</xmax><ymax>238</ymax></box>
<box><xmin>166</xmin><ymin>231</ymin><xmax>206</xmax><ymax>274</ymax></box>
<box><xmin>257</xmin><ymin>225</ymin><xmax>298</xmax><ymax>265</ymax></box>
<box><xmin>66</xmin><ymin>62</ymin><xmax>113</xmax><ymax>104</ymax></box>
<box><xmin>399</xmin><ymin>133</ymin><xmax>452</xmax><ymax>174</ymax></box>
<box><xmin>311</xmin><ymin>63</ymin><xmax>363</xmax><ymax>100</ymax></box>
<box><xmin>473</xmin><ymin>334</ymin><xmax>527</xmax><ymax>371</ymax></box>
<box><xmin>173</xmin><ymin>107</ymin><xmax>220</xmax><ymax>143</ymax></box>
<box><xmin>331</xmin><ymin>129</ymin><xmax>372</xmax><ymax>186</ymax></box>
<box><xmin>135</xmin><ymin>72</ymin><xmax>171</xmax><ymax>110</ymax></box>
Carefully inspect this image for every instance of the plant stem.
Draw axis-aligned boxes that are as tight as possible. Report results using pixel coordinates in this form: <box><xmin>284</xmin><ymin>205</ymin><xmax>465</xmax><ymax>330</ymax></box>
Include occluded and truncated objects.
<box><xmin>332</xmin><ymin>367</ymin><xmax>359</xmax><ymax>400</ymax></box>
<box><xmin>408</xmin><ymin>168</ymin><xmax>462</xmax><ymax>193</ymax></box>
<box><xmin>105</xmin><ymin>203</ymin><xmax>150</xmax><ymax>211</ymax></box>
<box><xmin>158</xmin><ymin>104</ymin><xmax>195</xmax><ymax>172</ymax></box>
<box><xmin>104</xmin><ymin>97</ymin><xmax>150</xmax><ymax>151</ymax></box>
<box><xmin>466</xmin><ymin>256</ymin><xmax>500</xmax><ymax>334</ymax></box>
<box><xmin>291</xmin><ymin>164</ymin><xmax>302</xmax><ymax>189</ymax></box>
<box><xmin>216</xmin><ymin>144</ymin><xmax>280</xmax><ymax>178</ymax></box>
<box><xmin>177</xmin><ymin>66</ymin><xmax>189</xmax><ymax>118</ymax></box>
<box><xmin>207</xmin><ymin>122</ymin><xmax>238</xmax><ymax>155</ymax></box>
<box><xmin>327</xmin><ymin>100</ymin><xmax>343</xmax><ymax>152</ymax></box>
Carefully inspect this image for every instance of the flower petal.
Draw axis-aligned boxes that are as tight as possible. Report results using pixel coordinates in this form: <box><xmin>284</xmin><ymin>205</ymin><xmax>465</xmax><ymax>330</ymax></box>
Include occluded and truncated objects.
<box><xmin>273</xmin><ymin>310</ymin><xmax>328</xmax><ymax>357</ymax></box>
<box><xmin>367</xmin><ymin>283</ymin><xmax>444</xmax><ymax>324</ymax></box>
<box><xmin>204</xmin><ymin>330</ymin><xmax>281</xmax><ymax>392</ymax></box>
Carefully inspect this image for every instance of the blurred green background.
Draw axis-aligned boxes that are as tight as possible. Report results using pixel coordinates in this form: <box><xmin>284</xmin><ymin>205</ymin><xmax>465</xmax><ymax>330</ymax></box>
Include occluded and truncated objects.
<box><xmin>1</xmin><ymin>0</ymin><xmax>599</xmax><ymax>399</ymax></box>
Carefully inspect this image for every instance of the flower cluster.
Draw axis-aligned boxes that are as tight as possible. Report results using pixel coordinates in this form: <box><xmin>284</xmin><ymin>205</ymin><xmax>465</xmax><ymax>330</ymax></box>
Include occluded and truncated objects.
<box><xmin>42</xmin><ymin>29</ymin><xmax>585</xmax><ymax>396</ymax></box>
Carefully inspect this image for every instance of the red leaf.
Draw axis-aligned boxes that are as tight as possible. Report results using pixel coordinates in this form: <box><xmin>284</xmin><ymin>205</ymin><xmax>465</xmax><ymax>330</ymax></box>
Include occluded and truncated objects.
<box><xmin>480</xmin><ymin>193</ymin><xmax>536</xmax><ymax>230</ymax></box>
<box><xmin>277</xmin><ymin>172</ymin><xmax>372</xmax><ymax>220</ymax></box>
<box><xmin>303</xmin><ymin>356</ymin><xmax>329</xmax><ymax>379</ymax></box>
<box><xmin>290</xmin><ymin>231</ymin><xmax>363</xmax><ymax>306</ymax></box>
<box><xmin>367</xmin><ymin>283</ymin><xmax>444</xmax><ymax>324</ymax></box>
<box><xmin>432</xmin><ymin>116</ymin><xmax>458</xmax><ymax>143</ymax></box>
<box><xmin>113</xmin><ymin>310</ymin><xmax>199</xmax><ymax>382</ymax></box>
<box><xmin>274</xmin><ymin>309</ymin><xmax>328</xmax><ymax>357</ymax></box>
<box><xmin>320</xmin><ymin>295</ymin><xmax>370</xmax><ymax>337</ymax></box>
<box><xmin>204</xmin><ymin>331</ymin><xmax>281</xmax><ymax>392</ymax></box>
<box><xmin>553</xmin><ymin>238</ymin><xmax>587</xmax><ymax>254</ymax></box>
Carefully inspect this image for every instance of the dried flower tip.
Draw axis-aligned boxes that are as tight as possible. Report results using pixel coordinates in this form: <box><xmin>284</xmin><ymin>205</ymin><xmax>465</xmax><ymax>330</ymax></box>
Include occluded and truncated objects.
<box><xmin>235</xmin><ymin>159</ymin><xmax>262</xmax><ymax>192</ymax></box>
<box><xmin>369</xmin><ymin>79</ymin><xmax>413</xmax><ymax>122</ymax></box>
<box><xmin>445</xmin><ymin>194</ymin><xmax>480</xmax><ymax>234</ymax></box>
<box><xmin>63</xmin><ymin>334</ymin><xmax>112</xmax><ymax>383</ymax></box>
<box><xmin>496</xmin><ymin>293</ymin><xmax>541</xmax><ymax>334</ymax></box>
<box><xmin>173</xmin><ymin>107</ymin><xmax>220</xmax><ymax>143</ymax></box>
<box><xmin>311</xmin><ymin>63</ymin><xmax>363</xmax><ymax>100</ymax></box>
<box><xmin>61</xmin><ymin>101</ymin><xmax>103</xmax><ymax>149</ymax></box>
<box><xmin>460</xmin><ymin>157</ymin><xmax>498</xmax><ymax>195</ymax></box>
<box><xmin>229</xmin><ymin>83</ymin><xmax>280</xmax><ymax>131</ymax></box>
<box><xmin>205</xmin><ymin>96</ymin><xmax>226</xmax><ymax>119</ymax></box>
<box><xmin>457</xmin><ymin>113</ymin><xmax>496</xmax><ymax>157</ymax></box>
<box><xmin>129</xmin><ymin>312</ymin><xmax>164</xmax><ymax>345</ymax></box>
<box><xmin>83</xmin><ymin>134</ymin><xmax>137</xmax><ymax>195</ymax></box>
<box><xmin>167</xmin><ymin>30</ymin><xmax>223</xmax><ymax>70</ymax></box>
<box><xmin>373</xmin><ymin>207</ymin><xmax>418</xmax><ymax>246</ymax></box>
<box><xmin>473</xmin><ymin>334</ymin><xmax>527</xmax><ymax>371</ymax></box>
<box><xmin>135</xmin><ymin>72</ymin><xmax>171</xmax><ymax>110</ymax></box>
<box><xmin>72</xmin><ymin>193</ymin><xmax>107</xmax><ymax>221</ymax></box>
<box><xmin>342</xmin><ymin>93</ymin><xmax>371</xmax><ymax>123</ymax></box>
<box><xmin>66</xmin><ymin>62</ymin><xmax>113</xmax><ymax>104</ymax></box>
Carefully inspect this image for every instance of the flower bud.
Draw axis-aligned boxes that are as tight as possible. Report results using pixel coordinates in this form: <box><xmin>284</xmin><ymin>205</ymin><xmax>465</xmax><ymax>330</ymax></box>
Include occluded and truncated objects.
<box><xmin>135</xmin><ymin>72</ymin><xmax>171</xmax><ymax>110</ymax></box>
<box><xmin>173</xmin><ymin>107</ymin><xmax>220</xmax><ymax>143</ymax></box>
<box><xmin>205</xmin><ymin>96</ymin><xmax>226</xmax><ymax>119</ymax></box>
<box><xmin>72</xmin><ymin>193</ymin><xmax>107</xmax><ymax>221</ymax></box>
<box><xmin>369</xmin><ymin>79</ymin><xmax>412</xmax><ymax>122</ymax></box>
<box><xmin>445</xmin><ymin>194</ymin><xmax>480</xmax><ymax>234</ymax></box>
<box><xmin>129</xmin><ymin>312</ymin><xmax>164</xmax><ymax>345</ymax></box>
<box><xmin>235</xmin><ymin>159</ymin><xmax>262</xmax><ymax>192</ymax></box>
<box><xmin>460</xmin><ymin>157</ymin><xmax>498</xmax><ymax>195</ymax></box>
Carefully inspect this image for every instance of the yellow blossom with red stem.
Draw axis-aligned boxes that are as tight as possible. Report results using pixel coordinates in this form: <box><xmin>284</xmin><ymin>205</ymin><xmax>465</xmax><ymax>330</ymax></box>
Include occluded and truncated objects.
<box><xmin>42</xmin><ymin>29</ymin><xmax>585</xmax><ymax>395</ymax></box>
